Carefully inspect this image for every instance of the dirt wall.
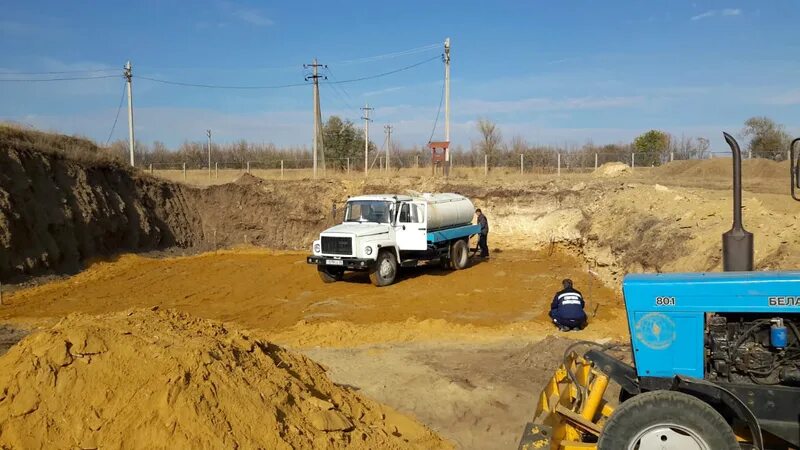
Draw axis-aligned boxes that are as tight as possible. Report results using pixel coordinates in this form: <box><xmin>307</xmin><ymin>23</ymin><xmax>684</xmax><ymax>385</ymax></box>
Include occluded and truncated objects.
<box><xmin>0</xmin><ymin>133</ymin><xmax>347</xmax><ymax>281</ymax></box>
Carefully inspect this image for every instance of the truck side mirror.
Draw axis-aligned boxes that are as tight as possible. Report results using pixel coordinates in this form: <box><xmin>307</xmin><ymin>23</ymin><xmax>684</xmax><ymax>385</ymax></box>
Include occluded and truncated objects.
<box><xmin>792</xmin><ymin>138</ymin><xmax>800</xmax><ymax>202</ymax></box>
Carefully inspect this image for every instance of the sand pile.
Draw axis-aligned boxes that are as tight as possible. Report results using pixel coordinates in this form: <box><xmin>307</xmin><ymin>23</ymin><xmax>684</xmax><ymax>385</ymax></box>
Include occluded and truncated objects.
<box><xmin>0</xmin><ymin>309</ymin><xmax>450</xmax><ymax>449</ymax></box>
<box><xmin>594</xmin><ymin>162</ymin><xmax>631</xmax><ymax>178</ymax></box>
<box><xmin>654</xmin><ymin>158</ymin><xmax>787</xmax><ymax>180</ymax></box>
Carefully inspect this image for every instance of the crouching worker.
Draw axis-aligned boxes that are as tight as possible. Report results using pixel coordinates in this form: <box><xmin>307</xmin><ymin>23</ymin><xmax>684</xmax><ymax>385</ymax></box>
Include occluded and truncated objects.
<box><xmin>549</xmin><ymin>279</ymin><xmax>587</xmax><ymax>331</ymax></box>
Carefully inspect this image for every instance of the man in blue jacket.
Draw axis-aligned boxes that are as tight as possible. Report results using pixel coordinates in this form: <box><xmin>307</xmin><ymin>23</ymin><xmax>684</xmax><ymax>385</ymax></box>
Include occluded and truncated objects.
<box><xmin>549</xmin><ymin>279</ymin><xmax>587</xmax><ymax>331</ymax></box>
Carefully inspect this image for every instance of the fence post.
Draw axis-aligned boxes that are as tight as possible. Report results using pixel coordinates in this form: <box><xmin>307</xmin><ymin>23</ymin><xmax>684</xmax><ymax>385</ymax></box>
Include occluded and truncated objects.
<box><xmin>215</xmin><ymin>162</ymin><xmax>218</xmax><ymax>179</ymax></box>
<box><xmin>631</xmin><ymin>153</ymin><xmax>635</xmax><ymax>169</ymax></box>
<box><xmin>557</xmin><ymin>153</ymin><xmax>561</xmax><ymax>176</ymax></box>
<box><xmin>346</xmin><ymin>158</ymin><xmax>350</xmax><ymax>175</ymax></box>
<box><xmin>280</xmin><ymin>160</ymin><xmax>284</xmax><ymax>180</ymax></box>
<box><xmin>149</xmin><ymin>163</ymin><xmax>153</xmax><ymax>174</ymax></box>
<box><xmin>247</xmin><ymin>161</ymin><xmax>251</xmax><ymax>174</ymax></box>
<box><xmin>183</xmin><ymin>162</ymin><xmax>186</xmax><ymax>181</ymax></box>
<box><xmin>416</xmin><ymin>155</ymin><xmax>419</xmax><ymax>169</ymax></box>
<box><xmin>484</xmin><ymin>154</ymin><xmax>488</xmax><ymax>176</ymax></box>
<box><xmin>520</xmin><ymin>154</ymin><xmax>524</xmax><ymax>174</ymax></box>
<box><xmin>749</xmin><ymin>149</ymin><xmax>752</xmax><ymax>160</ymax></box>
<box><xmin>594</xmin><ymin>153</ymin><xmax>598</xmax><ymax>170</ymax></box>
<box><xmin>670</xmin><ymin>151</ymin><xmax>674</xmax><ymax>162</ymax></box>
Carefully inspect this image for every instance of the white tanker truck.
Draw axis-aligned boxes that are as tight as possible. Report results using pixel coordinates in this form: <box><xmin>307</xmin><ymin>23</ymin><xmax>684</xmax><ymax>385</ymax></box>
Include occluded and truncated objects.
<box><xmin>307</xmin><ymin>193</ymin><xmax>481</xmax><ymax>286</ymax></box>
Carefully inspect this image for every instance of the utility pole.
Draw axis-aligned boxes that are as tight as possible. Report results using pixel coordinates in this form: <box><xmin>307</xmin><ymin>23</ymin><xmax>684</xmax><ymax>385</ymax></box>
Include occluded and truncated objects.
<box><xmin>361</xmin><ymin>104</ymin><xmax>373</xmax><ymax>177</ymax></box>
<box><xmin>305</xmin><ymin>59</ymin><xmax>326</xmax><ymax>179</ymax></box>
<box><xmin>206</xmin><ymin>129</ymin><xmax>212</xmax><ymax>180</ymax></box>
<box><xmin>124</xmin><ymin>61</ymin><xmax>135</xmax><ymax>167</ymax></box>
<box><xmin>444</xmin><ymin>37</ymin><xmax>451</xmax><ymax>176</ymax></box>
<box><xmin>384</xmin><ymin>124</ymin><xmax>393</xmax><ymax>172</ymax></box>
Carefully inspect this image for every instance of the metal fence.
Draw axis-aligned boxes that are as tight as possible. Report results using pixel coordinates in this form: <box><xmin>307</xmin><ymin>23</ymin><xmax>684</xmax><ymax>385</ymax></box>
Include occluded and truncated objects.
<box><xmin>143</xmin><ymin>148</ymin><xmax>792</xmax><ymax>183</ymax></box>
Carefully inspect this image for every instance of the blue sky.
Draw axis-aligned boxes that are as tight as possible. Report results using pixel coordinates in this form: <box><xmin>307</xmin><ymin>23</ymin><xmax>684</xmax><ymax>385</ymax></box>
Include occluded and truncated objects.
<box><xmin>1</xmin><ymin>0</ymin><xmax>799</xmax><ymax>151</ymax></box>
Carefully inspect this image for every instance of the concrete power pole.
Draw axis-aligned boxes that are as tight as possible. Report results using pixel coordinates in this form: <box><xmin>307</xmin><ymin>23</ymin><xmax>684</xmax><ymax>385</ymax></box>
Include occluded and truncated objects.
<box><xmin>305</xmin><ymin>59</ymin><xmax>326</xmax><ymax>179</ymax></box>
<box><xmin>361</xmin><ymin>104</ymin><xmax>373</xmax><ymax>177</ymax></box>
<box><xmin>124</xmin><ymin>61</ymin><xmax>135</xmax><ymax>167</ymax></box>
<box><xmin>206</xmin><ymin>129</ymin><xmax>212</xmax><ymax>180</ymax></box>
<box><xmin>443</xmin><ymin>38</ymin><xmax>451</xmax><ymax>176</ymax></box>
<box><xmin>384</xmin><ymin>124</ymin><xmax>393</xmax><ymax>172</ymax></box>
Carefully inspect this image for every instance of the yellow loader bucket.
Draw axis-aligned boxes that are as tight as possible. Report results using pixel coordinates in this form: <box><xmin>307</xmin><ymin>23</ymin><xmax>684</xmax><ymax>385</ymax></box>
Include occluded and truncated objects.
<box><xmin>518</xmin><ymin>351</ymin><xmax>613</xmax><ymax>450</ymax></box>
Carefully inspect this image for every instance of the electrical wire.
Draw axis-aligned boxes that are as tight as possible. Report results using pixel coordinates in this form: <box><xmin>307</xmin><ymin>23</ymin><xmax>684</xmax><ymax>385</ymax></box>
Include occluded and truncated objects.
<box><xmin>0</xmin><ymin>68</ymin><xmax>117</xmax><ymax>75</ymax></box>
<box><xmin>428</xmin><ymin>77</ymin><xmax>445</xmax><ymax>142</ymax></box>
<box><xmin>105</xmin><ymin>82</ymin><xmax>127</xmax><ymax>145</ymax></box>
<box><xmin>0</xmin><ymin>74</ymin><xmax>120</xmax><ymax>82</ymax></box>
<box><xmin>133</xmin><ymin>76</ymin><xmax>309</xmax><ymax>90</ymax></box>
<box><xmin>331</xmin><ymin>43</ymin><xmax>440</xmax><ymax>66</ymax></box>
<box><xmin>327</xmin><ymin>55</ymin><xmax>441</xmax><ymax>85</ymax></box>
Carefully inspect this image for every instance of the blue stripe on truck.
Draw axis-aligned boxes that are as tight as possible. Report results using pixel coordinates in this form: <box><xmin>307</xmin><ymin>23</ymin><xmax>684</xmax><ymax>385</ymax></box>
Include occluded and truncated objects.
<box><xmin>426</xmin><ymin>224</ymin><xmax>481</xmax><ymax>243</ymax></box>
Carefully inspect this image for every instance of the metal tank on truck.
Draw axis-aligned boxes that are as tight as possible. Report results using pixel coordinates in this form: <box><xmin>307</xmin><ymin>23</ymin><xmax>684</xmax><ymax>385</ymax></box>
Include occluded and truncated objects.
<box><xmin>307</xmin><ymin>193</ymin><xmax>481</xmax><ymax>286</ymax></box>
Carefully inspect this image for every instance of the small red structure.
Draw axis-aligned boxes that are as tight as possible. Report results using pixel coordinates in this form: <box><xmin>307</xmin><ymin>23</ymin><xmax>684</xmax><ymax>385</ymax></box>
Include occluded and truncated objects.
<box><xmin>428</xmin><ymin>141</ymin><xmax>450</xmax><ymax>176</ymax></box>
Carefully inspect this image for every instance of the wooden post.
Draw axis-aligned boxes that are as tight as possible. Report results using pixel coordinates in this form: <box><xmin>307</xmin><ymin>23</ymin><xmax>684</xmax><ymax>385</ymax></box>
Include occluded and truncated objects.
<box><xmin>520</xmin><ymin>154</ymin><xmax>524</xmax><ymax>174</ymax></box>
<box><xmin>183</xmin><ymin>162</ymin><xmax>186</xmax><ymax>181</ymax></box>
<box><xmin>557</xmin><ymin>153</ymin><xmax>561</xmax><ymax>176</ymax></box>
<box><xmin>631</xmin><ymin>153</ymin><xmax>635</xmax><ymax>168</ymax></box>
<box><xmin>280</xmin><ymin>160</ymin><xmax>284</xmax><ymax>180</ymax></box>
<box><xmin>215</xmin><ymin>162</ymin><xmax>218</xmax><ymax>179</ymax></box>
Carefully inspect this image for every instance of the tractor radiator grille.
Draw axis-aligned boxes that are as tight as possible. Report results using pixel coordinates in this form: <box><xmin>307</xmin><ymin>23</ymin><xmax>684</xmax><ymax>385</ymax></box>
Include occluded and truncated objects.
<box><xmin>321</xmin><ymin>236</ymin><xmax>352</xmax><ymax>255</ymax></box>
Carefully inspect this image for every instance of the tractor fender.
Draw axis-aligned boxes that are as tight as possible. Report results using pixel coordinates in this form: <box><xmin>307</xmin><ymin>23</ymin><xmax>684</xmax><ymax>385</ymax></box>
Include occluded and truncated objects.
<box><xmin>673</xmin><ymin>376</ymin><xmax>764</xmax><ymax>450</ymax></box>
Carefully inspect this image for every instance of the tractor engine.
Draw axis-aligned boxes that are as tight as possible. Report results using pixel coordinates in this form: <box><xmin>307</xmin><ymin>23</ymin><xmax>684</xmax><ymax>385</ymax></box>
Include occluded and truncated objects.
<box><xmin>706</xmin><ymin>314</ymin><xmax>800</xmax><ymax>385</ymax></box>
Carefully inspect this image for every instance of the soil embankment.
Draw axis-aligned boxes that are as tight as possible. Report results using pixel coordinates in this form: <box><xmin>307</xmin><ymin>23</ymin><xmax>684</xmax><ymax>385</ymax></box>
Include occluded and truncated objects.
<box><xmin>0</xmin><ymin>127</ymin><xmax>343</xmax><ymax>281</ymax></box>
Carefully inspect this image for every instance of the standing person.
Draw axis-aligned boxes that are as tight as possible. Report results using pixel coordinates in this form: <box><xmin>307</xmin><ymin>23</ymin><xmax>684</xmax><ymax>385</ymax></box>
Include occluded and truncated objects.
<box><xmin>476</xmin><ymin>208</ymin><xmax>489</xmax><ymax>258</ymax></box>
<box><xmin>549</xmin><ymin>279</ymin><xmax>587</xmax><ymax>331</ymax></box>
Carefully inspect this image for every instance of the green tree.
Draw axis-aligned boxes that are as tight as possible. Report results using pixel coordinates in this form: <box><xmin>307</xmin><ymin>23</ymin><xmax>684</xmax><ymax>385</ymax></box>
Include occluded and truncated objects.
<box><xmin>322</xmin><ymin>116</ymin><xmax>374</xmax><ymax>170</ymax></box>
<box><xmin>632</xmin><ymin>130</ymin><xmax>670</xmax><ymax>166</ymax></box>
<box><xmin>740</xmin><ymin>116</ymin><xmax>791</xmax><ymax>160</ymax></box>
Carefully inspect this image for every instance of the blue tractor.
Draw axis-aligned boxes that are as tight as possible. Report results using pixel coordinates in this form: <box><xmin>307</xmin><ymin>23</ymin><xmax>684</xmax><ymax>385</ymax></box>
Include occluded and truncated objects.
<box><xmin>519</xmin><ymin>134</ymin><xmax>800</xmax><ymax>450</ymax></box>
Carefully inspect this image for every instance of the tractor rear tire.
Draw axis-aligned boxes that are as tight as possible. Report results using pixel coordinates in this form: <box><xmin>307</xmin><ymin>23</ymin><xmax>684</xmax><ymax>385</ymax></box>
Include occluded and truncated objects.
<box><xmin>450</xmin><ymin>239</ymin><xmax>469</xmax><ymax>270</ymax></box>
<box><xmin>318</xmin><ymin>265</ymin><xmax>344</xmax><ymax>283</ymax></box>
<box><xmin>369</xmin><ymin>250</ymin><xmax>397</xmax><ymax>287</ymax></box>
<box><xmin>597</xmin><ymin>390</ymin><xmax>739</xmax><ymax>450</ymax></box>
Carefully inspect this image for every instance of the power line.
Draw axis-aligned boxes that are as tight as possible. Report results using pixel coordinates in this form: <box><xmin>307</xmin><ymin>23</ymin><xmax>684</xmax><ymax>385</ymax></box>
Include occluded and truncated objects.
<box><xmin>0</xmin><ymin>68</ymin><xmax>117</xmax><ymax>75</ymax></box>
<box><xmin>131</xmin><ymin>55</ymin><xmax>440</xmax><ymax>90</ymax></box>
<box><xmin>428</xmin><ymin>78</ymin><xmax>446</xmax><ymax>143</ymax></box>
<box><xmin>134</xmin><ymin>75</ymin><xmax>309</xmax><ymax>89</ymax></box>
<box><xmin>331</xmin><ymin>43</ymin><xmax>440</xmax><ymax>65</ymax></box>
<box><xmin>328</xmin><ymin>55</ymin><xmax>441</xmax><ymax>85</ymax></box>
<box><xmin>105</xmin><ymin>82</ymin><xmax>127</xmax><ymax>145</ymax></box>
<box><xmin>0</xmin><ymin>74</ymin><xmax>120</xmax><ymax>82</ymax></box>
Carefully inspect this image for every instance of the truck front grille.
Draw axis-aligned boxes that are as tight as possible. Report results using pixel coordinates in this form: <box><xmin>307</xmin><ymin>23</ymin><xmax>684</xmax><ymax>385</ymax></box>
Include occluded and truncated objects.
<box><xmin>321</xmin><ymin>236</ymin><xmax>352</xmax><ymax>255</ymax></box>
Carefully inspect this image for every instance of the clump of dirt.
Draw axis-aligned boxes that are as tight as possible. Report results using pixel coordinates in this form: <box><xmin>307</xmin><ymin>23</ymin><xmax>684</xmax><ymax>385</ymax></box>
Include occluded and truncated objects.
<box><xmin>594</xmin><ymin>162</ymin><xmax>631</xmax><ymax>178</ymax></box>
<box><xmin>0</xmin><ymin>308</ymin><xmax>450</xmax><ymax>449</ymax></box>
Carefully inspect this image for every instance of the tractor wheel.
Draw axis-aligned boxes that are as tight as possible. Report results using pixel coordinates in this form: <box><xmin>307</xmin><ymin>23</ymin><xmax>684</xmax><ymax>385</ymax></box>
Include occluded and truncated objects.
<box><xmin>369</xmin><ymin>250</ymin><xmax>397</xmax><ymax>287</ymax></box>
<box><xmin>318</xmin><ymin>265</ymin><xmax>344</xmax><ymax>283</ymax></box>
<box><xmin>598</xmin><ymin>390</ymin><xmax>739</xmax><ymax>450</ymax></box>
<box><xmin>450</xmin><ymin>239</ymin><xmax>469</xmax><ymax>270</ymax></box>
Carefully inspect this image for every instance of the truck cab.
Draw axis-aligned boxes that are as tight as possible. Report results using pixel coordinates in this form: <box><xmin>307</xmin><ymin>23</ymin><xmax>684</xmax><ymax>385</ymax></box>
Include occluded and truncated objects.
<box><xmin>307</xmin><ymin>193</ymin><xmax>480</xmax><ymax>286</ymax></box>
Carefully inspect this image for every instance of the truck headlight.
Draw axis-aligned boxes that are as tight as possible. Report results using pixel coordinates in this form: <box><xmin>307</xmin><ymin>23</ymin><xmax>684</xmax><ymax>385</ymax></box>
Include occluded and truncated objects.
<box><xmin>313</xmin><ymin>243</ymin><xmax>321</xmax><ymax>254</ymax></box>
<box><xmin>365</xmin><ymin>246</ymin><xmax>373</xmax><ymax>256</ymax></box>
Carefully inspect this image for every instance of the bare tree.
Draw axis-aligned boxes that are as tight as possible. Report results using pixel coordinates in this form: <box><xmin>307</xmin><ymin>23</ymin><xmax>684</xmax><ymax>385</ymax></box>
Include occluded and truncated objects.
<box><xmin>475</xmin><ymin>118</ymin><xmax>503</xmax><ymax>169</ymax></box>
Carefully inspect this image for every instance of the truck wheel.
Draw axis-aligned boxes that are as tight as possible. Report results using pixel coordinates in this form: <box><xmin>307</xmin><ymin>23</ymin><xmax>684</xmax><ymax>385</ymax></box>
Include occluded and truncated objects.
<box><xmin>598</xmin><ymin>390</ymin><xmax>739</xmax><ymax>450</ymax></box>
<box><xmin>369</xmin><ymin>250</ymin><xmax>397</xmax><ymax>286</ymax></box>
<box><xmin>318</xmin><ymin>265</ymin><xmax>344</xmax><ymax>283</ymax></box>
<box><xmin>450</xmin><ymin>239</ymin><xmax>469</xmax><ymax>270</ymax></box>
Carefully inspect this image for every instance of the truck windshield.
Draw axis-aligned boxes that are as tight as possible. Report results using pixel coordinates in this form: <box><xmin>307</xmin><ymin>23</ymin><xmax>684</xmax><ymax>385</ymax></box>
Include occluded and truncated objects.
<box><xmin>344</xmin><ymin>201</ymin><xmax>394</xmax><ymax>224</ymax></box>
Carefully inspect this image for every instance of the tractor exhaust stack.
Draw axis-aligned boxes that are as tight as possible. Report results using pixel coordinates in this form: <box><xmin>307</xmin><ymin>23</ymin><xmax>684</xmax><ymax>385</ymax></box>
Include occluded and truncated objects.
<box><xmin>722</xmin><ymin>132</ymin><xmax>753</xmax><ymax>271</ymax></box>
